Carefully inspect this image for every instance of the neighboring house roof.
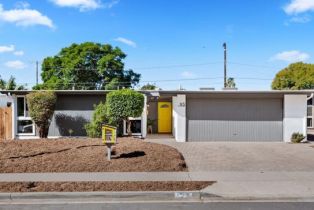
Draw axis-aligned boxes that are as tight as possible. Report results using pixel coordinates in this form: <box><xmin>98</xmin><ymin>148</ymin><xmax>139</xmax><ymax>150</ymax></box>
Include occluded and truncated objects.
<box><xmin>0</xmin><ymin>89</ymin><xmax>313</xmax><ymax>96</ymax></box>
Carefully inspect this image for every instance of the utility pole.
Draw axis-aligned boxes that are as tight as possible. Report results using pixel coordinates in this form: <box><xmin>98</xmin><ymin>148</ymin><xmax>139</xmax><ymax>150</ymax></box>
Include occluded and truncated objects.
<box><xmin>223</xmin><ymin>42</ymin><xmax>227</xmax><ymax>88</ymax></box>
<box><xmin>36</xmin><ymin>61</ymin><xmax>39</xmax><ymax>85</ymax></box>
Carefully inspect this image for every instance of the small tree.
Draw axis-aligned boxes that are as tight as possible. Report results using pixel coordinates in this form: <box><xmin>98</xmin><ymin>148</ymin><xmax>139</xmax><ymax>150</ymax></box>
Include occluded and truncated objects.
<box><xmin>85</xmin><ymin>102</ymin><xmax>108</xmax><ymax>138</ymax></box>
<box><xmin>106</xmin><ymin>89</ymin><xmax>144</xmax><ymax>136</ymax></box>
<box><xmin>140</xmin><ymin>83</ymin><xmax>158</xmax><ymax>90</ymax></box>
<box><xmin>26</xmin><ymin>91</ymin><xmax>57</xmax><ymax>138</ymax></box>
<box><xmin>226</xmin><ymin>77</ymin><xmax>236</xmax><ymax>88</ymax></box>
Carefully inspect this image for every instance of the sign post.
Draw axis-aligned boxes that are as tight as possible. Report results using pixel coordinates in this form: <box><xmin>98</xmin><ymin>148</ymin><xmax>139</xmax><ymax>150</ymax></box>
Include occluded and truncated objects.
<box><xmin>102</xmin><ymin>124</ymin><xmax>117</xmax><ymax>161</ymax></box>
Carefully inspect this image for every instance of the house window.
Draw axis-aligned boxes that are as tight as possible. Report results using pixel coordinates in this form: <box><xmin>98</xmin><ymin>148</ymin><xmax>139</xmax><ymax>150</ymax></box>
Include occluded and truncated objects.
<box><xmin>123</xmin><ymin>117</ymin><xmax>142</xmax><ymax>136</ymax></box>
<box><xmin>308</xmin><ymin>96</ymin><xmax>313</xmax><ymax>128</ymax></box>
<box><xmin>308</xmin><ymin>106</ymin><xmax>312</xmax><ymax>117</ymax></box>
<box><xmin>17</xmin><ymin>96</ymin><xmax>35</xmax><ymax>135</ymax></box>
<box><xmin>308</xmin><ymin>118</ymin><xmax>313</xmax><ymax>128</ymax></box>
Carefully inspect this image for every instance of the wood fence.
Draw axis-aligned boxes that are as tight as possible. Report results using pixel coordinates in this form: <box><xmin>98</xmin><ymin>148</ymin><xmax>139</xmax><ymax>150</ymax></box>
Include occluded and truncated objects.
<box><xmin>0</xmin><ymin>107</ymin><xmax>12</xmax><ymax>141</ymax></box>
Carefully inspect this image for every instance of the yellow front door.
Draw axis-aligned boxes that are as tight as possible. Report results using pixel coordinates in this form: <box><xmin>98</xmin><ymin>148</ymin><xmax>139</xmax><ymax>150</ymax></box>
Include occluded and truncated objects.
<box><xmin>158</xmin><ymin>102</ymin><xmax>172</xmax><ymax>133</ymax></box>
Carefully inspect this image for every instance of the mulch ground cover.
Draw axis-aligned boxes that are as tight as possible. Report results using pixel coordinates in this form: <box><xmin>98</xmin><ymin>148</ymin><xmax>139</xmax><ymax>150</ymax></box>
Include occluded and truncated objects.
<box><xmin>0</xmin><ymin>181</ymin><xmax>214</xmax><ymax>192</ymax></box>
<box><xmin>0</xmin><ymin>138</ymin><xmax>187</xmax><ymax>173</ymax></box>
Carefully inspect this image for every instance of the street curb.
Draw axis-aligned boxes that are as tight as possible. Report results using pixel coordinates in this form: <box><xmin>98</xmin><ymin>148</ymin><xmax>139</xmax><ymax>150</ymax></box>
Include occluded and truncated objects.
<box><xmin>0</xmin><ymin>191</ymin><xmax>203</xmax><ymax>202</ymax></box>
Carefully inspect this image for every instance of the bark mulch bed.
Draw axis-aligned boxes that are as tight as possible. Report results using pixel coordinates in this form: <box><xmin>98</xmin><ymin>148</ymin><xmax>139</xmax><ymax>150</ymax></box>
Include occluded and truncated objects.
<box><xmin>0</xmin><ymin>181</ymin><xmax>214</xmax><ymax>192</ymax></box>
<box><xmin>0</xmin><ymin>138</ymin><xmax>187</xmax><ymax>173</ymax></box>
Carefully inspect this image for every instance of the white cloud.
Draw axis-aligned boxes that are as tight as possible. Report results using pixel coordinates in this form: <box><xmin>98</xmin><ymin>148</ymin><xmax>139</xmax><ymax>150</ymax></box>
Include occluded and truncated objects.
<box><xmin>289</xmin><ymin>15</ymin><xmax>311</xmax><ymax>23</ymax></box>
<box><xmin>181</xmin><ymin>71</ymin><xmax>197</xmax><ymax>79</ymax></box>
<box><xmin>114</xmin><ymin>37</ymin><xmax>137</xmax><ymax>48</ymax></box>
<box><xmin>0</xmin><ymin>45</ymin><xmax>15</xmax><ymax>53</ymax></box>
<box><xmin>104</xmin><ymin>0</ymin><xmax>119</xmax><ymax>9</ymax></box>
<box><xmin>14</xmin><ymin>1</ymin><xmax>30</xmax><ymax>9</ymax></box>
<box><xmin>51</xmin><ymin>0</ymin><xmax>102</xmax><ymax>11</ymax></box>
<box><xmin>13</xmin><ymin>50</ymin><xmax>24</xmax><ymax>56</ymax></box>
<box><xmin>271</xmin><ymin>50</ymin><xmax>310</xmax><ymax>62</ymax></box>
<box><xmin>0</xmin><ymin>4</ymin><xmax>54</xmax><ymax>28</ymax></box>
<box><xmin>5</xmin><ymin>60</ymin><xmax>27</xmax><ymax>69</ymax></box>
<box><xmin>284</xmin><ymin>0</ymin><xmax>314</xmax><ymax>15</ymax></box>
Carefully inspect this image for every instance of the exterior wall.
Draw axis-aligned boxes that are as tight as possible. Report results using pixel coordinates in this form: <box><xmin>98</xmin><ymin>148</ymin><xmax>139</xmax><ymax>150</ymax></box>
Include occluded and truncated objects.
<box><xmin>186</xmin><ymin>97</ymin><xmax>283</xmax><ymax>142</ymax></box>
<box><xmin>48</xmin><ymin>94</ymin><xmax>105</xmax><ymax>137</ymax></box>
<box><xmin>141</xmin><ymin>95</ymin><xmax>147</xmax><ymax>138</ymax></box>
<box><xmin>284</xmin><ymin>95</ymin><xmax>307</xmax><ymax>142</ymax></box>
<box><xmin>172</xmin><ymin>95</ymin><xmax>186</xmax><ymax>142</ymax></box>
<box><xmin>147</xmin><ymin>101</ymin><xmax>158</xmax><ymax>133</ymax></box>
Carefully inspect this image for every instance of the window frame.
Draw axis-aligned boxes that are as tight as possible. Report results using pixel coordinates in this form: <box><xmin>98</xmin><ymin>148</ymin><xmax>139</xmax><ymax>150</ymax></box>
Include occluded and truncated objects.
<box><xmin>123</xmin><ymin>117</ymin><xmax>142</xmax><ymax>136</ymax></box>
<box><xmin>16</xmin><ymin>96</ymin><xmax>35</xmax><ymax>136</ymax></box>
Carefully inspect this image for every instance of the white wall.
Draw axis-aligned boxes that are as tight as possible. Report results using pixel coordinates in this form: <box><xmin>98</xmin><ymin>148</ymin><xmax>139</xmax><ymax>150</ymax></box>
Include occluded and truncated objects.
<box><xmin>172</xmin><ymin>94</ymin><xmax>186</xmax><ymax>142</ymax></box>
<box><xmin>141</xmin><ymin>94</ymin><xmax>147</xmax><ymax>138</ymax></box>
<box><xmin>284</xmin><ymin>95</ymin><xmax>307</xmax><ymax>142</ymax></box>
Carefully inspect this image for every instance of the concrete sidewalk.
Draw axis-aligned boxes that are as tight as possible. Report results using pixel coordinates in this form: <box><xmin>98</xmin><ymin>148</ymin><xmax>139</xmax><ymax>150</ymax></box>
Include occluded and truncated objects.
<box><xmin>2</xmin><ymin>171</ymin><xmax>314</xmax><ymax>182</ymax></box>
<box><xmin>1</xmin><ymin>171</ymin><xmax>314</xmax><ymax>199</ymax></box>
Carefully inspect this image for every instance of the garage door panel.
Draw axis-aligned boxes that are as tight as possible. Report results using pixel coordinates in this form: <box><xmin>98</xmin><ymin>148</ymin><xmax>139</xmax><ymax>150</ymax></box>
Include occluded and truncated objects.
<box><xmin>187</xmin><ymin>98</ymin><xmax>283</xmax><ymax>142</ymax></box>
<box><xmin>188</xmin><ymin>120</ymin><xmax>282</xmax><ymax>142</ymax></box>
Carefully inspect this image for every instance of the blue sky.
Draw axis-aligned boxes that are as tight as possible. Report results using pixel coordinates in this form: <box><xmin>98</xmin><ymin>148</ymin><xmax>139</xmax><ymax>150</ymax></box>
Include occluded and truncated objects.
<box><xmin>0</xmin><ymin>0</ymin><xmax>314</xmax><ymax>90</ymax></box>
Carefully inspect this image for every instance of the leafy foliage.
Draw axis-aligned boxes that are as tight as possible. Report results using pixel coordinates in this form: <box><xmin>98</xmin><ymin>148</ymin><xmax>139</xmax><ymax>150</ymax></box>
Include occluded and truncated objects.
<box><xmin>226</xmin><ymin>77</ymin><xmax>236</xmax><ymax>88</ymax></box>
<box><xmin>140</xmin><ymin>83</ymin><xmax>158</xmax><ymax>90</ymax></box>
<box><xmin>0</xmin><ymin>76</ymin><xmax>25</xmax><ymax>90</ymax></box>
<box><xmin>106</xmin><ymin>89</ymin><xmax>144</xmax><ymax>135</ymax></box>
<box><xmin>34</xmin><ymin>42</ymin><xmax>141</xmax><ymax>90</ymax></box>
<box><xmin>85</xmin><ymin>102</ymin><xmax>108</xmax><ymax>138</ymax></box>
<box><xmin>26</xmin><ymin>91</ymin><xmax>57</xmax><ymax>138</ymax></box>
<box><xmin>291</xmin><ymin>132</ymin><xmax>305</xmax><ymax>143</ymax></box>
<box><xmin>272</xmin><ymin>62</ymin><xmax>314</xmax><ymax>90</ymax></box>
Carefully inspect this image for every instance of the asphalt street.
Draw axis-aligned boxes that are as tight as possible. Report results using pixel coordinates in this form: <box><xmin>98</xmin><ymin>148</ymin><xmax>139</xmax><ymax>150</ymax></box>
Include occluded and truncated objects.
<box><xmin>1</xmin><ymin>201</ymin><xmax>314</xmax><ymax>210</ymax></box>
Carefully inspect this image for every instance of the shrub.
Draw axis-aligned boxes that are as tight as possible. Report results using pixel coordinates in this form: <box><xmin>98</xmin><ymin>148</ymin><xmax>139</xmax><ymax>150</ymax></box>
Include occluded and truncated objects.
<box><xmin>85</xmin><ymin>102</ymin><xmax>108</xmax><ymax>138</ymax></box>
<box><xmin>291</xmin><ymin>132</ymin><xmax>305</xmax><ymax>143</ymax></box>
<box><xmin>106</xmin><ymin>89</ymin><xmax>144</xmax><ymax>136</ymax></box>
<box><xmin>26</xmin><ymin>91</ymin><xmax>57</xmax><ymax>138</ymax></box>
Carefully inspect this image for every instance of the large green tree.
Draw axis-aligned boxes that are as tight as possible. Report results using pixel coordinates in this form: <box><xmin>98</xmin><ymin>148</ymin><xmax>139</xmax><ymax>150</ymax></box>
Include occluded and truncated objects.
<box><xmin>272</xmin><ymin>62</ymin><xmax>314</xmax><ymax>90</ymax></box>
<box><xmin>34</xmin><ymin>42</ymin><xmax>141</xmax><ymax>90</ymax></box>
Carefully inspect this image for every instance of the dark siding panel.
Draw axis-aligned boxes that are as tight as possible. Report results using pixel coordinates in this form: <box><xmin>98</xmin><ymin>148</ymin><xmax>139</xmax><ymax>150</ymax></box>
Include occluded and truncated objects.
<box><xmin>48</xmin><ymin>95</ymin><xmax>105</xmax><ymax>137</ymax></box>
<box><xmin>147</xmin><ymin>101</ymin><xmax>158</xmax><ymax>133</ymax></box>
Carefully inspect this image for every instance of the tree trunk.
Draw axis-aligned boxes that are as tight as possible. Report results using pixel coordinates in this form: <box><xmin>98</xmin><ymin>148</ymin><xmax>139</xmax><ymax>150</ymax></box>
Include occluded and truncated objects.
<box><xmin>126</xmin><ymin>119</ymin><xmax>132</xmax><ymax>136</ymax></box>
<box><xmin>38</xmin><ymin>124</ymin><xmax>49</xmax><ymax>139</ymax></box>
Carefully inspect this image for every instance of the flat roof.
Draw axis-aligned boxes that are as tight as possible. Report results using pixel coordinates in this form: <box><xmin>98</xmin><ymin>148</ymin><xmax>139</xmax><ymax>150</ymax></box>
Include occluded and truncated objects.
<box><xmin>0</xmin><ymin>89</ymin><xmax>313</xmax><ymax>96</ymax></box>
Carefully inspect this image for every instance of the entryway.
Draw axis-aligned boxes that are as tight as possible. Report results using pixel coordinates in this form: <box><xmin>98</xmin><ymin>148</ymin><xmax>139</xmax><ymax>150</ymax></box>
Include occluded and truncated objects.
<box><xmin>158</xmin><ymin>102</ymin><xmax>172</xmax><ymax>133</ymax></box>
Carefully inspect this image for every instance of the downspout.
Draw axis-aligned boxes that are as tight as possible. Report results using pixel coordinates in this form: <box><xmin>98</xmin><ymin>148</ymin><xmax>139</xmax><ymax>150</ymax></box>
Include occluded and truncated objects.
<box><xmin>307</xmin><ymin>93</ymin><xmax>314</xmax><ymax>100</ymax></box>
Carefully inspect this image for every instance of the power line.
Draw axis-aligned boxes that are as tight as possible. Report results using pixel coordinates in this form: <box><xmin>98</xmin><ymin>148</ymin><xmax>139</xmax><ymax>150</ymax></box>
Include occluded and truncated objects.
<box><xmin>15</xmin><ymin>76</ymin><xmax>276</xmax><ymax>86</ymax></box>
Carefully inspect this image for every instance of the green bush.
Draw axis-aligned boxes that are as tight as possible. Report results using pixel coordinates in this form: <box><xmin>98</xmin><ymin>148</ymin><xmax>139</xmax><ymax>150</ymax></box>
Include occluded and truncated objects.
<box><xmin>106</xmin><ymin>89</ymin><xmax>144</xmax><ymax>135</ymax></box>
<box><xmin>26</xmin><ymin>91</ymin><xmax>57</xmax><ymax>138</ymax></box>
<box><xmin>291</xmin><ymin>132</ymin><xmax>305</xmax><ymax>143</ymax></box>
<box><xmin>85</xmin><ymin>102</ymin><xmax>108</xmax><ymax>138</ymax></box>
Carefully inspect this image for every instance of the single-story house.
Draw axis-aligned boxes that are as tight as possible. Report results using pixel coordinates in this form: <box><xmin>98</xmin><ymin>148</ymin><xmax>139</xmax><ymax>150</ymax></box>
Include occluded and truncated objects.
<box><xmin>0</xmin><ymin>90</ymin><xmax>313</xmax><ymax>143</ymax></box>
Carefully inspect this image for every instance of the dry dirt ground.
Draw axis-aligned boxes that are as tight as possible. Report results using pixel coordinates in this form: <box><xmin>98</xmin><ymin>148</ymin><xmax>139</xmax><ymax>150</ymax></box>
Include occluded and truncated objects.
<box><xmin>0</xmin><ymin>138</ymin><xmax>187</xmax><ymax>173</ymax></box>
<box><xmin>0</xmin><ymin>181</ymin><xmax>214</xmax><ymax>192</ymax></box>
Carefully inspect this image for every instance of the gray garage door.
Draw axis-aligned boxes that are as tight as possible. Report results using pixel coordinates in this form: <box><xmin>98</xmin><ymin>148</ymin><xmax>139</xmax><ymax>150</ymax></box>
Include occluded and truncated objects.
<box><xmin>187</xmin><ymin>98</ymin><xmax>283</xmax><ymax>142</ymax></box>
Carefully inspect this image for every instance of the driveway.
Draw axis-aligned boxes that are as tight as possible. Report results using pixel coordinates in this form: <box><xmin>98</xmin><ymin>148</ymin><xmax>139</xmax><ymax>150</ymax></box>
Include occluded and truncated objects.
<box><xmin>146</xmin><ymin>137</ymin><xmax>314</xmax><ymax>172</ymax></box>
